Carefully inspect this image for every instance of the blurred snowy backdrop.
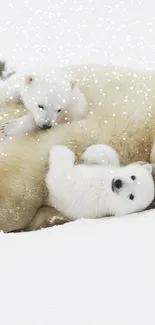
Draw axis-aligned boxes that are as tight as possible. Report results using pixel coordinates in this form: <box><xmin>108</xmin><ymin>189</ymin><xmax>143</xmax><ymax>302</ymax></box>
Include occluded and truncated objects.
<box><xmin>0</xmin><ymin>0</ymin><xmax>155</xmax><ymax>70</ymax></box>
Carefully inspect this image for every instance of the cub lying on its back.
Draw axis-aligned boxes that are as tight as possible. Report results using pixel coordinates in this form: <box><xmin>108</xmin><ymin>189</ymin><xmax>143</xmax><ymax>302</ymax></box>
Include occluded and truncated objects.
<box><xmin>46</xmin><ymin>145</ymin><xmax>154</xmax><ymax>220</ymax></box>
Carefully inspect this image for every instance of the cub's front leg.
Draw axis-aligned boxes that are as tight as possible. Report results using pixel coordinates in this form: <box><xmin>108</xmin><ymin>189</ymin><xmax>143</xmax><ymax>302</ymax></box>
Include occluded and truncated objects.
<box><xmin>81</xmin><ymin>144</ymin><xmax>120</xmax><ymax>166</ymax></box>
<box><xmin>48</xmin><ymin>145</ymin><xmax>76</xmax><ymax>171</ymax></box>
<box><xmin>1</xmin><ymin>113</ymin><xmax>36</xmax><ymax>137</ymax></box>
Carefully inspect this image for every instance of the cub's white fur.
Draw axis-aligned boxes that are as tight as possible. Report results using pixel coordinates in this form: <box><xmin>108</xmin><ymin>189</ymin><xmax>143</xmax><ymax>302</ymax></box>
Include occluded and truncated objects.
<box><xmin>0</xmin><ymin>67</ymin><xmax>88</xmax><ymax>136</ymax></box>
<box><xmin>81</xmin><ymin>144</ymin><xmax>120</xmax><ymax>166</ymax></box>
<box><xmin>46</xmin><ymin>144</ymin><xmax>154</xmax><ymax>220</ymax></box>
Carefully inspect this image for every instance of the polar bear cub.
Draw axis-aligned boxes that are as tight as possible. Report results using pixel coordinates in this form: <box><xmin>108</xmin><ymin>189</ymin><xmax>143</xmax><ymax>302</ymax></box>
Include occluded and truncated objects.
<box><xmin>46</xmin><ymin>144</ymin><xmax>154</xmax><ymax>220</ymax></box>
<box><xmin>0</xmin><ymin>67</ymin><xmax>88</xmax><ymax>136</ymax></box>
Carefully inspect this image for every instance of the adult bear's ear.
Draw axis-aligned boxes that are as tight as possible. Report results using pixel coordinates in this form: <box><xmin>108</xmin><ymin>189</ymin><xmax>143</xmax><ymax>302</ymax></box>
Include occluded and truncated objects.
<box><xmin>70</xmin><ymin>79</ymin><xmax>77</xmax><ymax>90</ymax></box>
<box><xmin>23</xmin><ymin>75</ymin><xmax>34</xmax><ymax>85</ymax></box>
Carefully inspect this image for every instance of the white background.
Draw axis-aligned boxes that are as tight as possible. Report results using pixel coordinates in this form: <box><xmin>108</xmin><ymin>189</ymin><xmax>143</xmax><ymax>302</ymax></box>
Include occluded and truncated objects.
<box><xmin>0</xmin><ymin>0</ymin><xmax>155</xmax><ymax>70</ymax></box>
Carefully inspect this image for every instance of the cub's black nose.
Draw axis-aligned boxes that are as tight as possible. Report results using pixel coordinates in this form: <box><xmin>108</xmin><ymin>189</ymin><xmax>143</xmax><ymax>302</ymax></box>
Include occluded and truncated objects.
<box><xmin>114</xmin><ymin>179</ymin><xmax>122</xmax><ymax>189</ymax></box>
<box><xmin>112</xmin><ymin>178</ymin><xmax>123</xmax><ymax>191</ymax></box>
<box><xmin>42</xmin><ymin>124</ymin><xmax>52</xmax><ymax>129</ymax></box>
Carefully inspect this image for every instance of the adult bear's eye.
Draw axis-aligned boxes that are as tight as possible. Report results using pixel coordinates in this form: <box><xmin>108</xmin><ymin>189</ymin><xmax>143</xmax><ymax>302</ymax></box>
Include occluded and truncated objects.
<box><xmin>129</xmin><ymin>194</ymin><xmax>134</xmax><ymax>200</ymax></box>
<box><xmin>38</xmin><ymin>104</ymin><xmax>44</xmax><ymax>110</ymax></box>
<box><xmin>57</xmin><ymin>109</ymin><xmax>62</xmax><ymax>113</ymax></box>
<box><xmin>131</xmin><ymin>175</ymin><xmax>136</xmax><ymax>180</ymax></box>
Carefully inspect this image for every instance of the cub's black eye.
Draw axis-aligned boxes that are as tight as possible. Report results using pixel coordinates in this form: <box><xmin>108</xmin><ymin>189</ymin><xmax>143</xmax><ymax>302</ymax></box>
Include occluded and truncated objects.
<box><xmin>131</xmin><ymin>175</ymin><xmax>136</xmax><ymax>180</ymax></box>
<box><xmin>38</xmin><ymin>104</ymin><xmax>44</xmax><ymax>109</ymax></box>
<box><xmin>57</xmin><ymin>109</ymin><xmax>62</xmax><ymax>113</ymax></box>
<box><xmin>129</xmin><ymin>194</ymin><xmax>134</xmax><ymax>200</ymax></box>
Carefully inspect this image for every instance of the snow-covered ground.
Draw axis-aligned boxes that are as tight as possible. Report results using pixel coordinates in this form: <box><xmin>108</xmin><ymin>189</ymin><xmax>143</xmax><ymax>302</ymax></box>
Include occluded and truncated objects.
<box><xmin>1</xmin><ymin>213</ymin><xmax>155</xmax><ymax>325</ymax></box>
<box><xmin>0</xmin><ymin>0</ymin><xmax>155</xmax><ymax>324</ymax></box>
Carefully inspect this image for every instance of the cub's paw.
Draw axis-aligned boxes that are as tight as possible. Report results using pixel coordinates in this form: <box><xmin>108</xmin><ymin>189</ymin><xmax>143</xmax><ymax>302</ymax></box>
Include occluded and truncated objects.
<box><xmin>49</xmin><ymin>145</ymin><xmax>75</xmax><ymax>164</ymax></box>
<box><xmin>50</xmin><ymin>145</ymin><xmax>73</xmax><ymax>156</ymax></box>
<box><xmin>1</xmin><ymin>119</ymin><xmax>18</xmax><ymax>137</ymax></box>
<box><xmin>81</xmin><ymin>144</ymin><xmax>120</xmax><ymax>166</ymax></box>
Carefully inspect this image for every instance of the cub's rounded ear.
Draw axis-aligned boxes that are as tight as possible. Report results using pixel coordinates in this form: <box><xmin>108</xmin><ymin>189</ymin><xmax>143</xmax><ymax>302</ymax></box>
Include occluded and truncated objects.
<box><xmin>70</xmin><ymin>79</ymin><xmax>77</xmax><ymax>90</ymax></box>
<box><xmin>134</xmin><ymin>161</ymin><xmax>147</xmax><ymax>166</ymax></box>
<box><xmin>142</xmin><ymin>163</ymin><xmax>153</xmax><ymax>174</ymax></box>
<box><xmin>23</xmin><ymin>75</ymin><xmax>34</xmax><ymax>85</ymax></box>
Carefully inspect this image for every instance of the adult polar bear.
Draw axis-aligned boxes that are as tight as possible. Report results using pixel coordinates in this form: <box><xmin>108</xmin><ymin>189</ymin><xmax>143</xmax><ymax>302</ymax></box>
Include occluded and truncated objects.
<box><xmin>0</xmin><ymin>64</ymin><xmax>155</xmax><ymax>232</ymax></box>
<box><xmin>1</xmin><ymin>63</ymin><xmax>155</xmax><ymax>134</ymax></box>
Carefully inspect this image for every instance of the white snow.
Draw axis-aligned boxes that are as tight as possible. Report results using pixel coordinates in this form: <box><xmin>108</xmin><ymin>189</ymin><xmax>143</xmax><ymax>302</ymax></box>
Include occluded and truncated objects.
<box><xmin>1</xmin><ymin>212</ymin><xmax>155</xmax><ymax>324</ymax></box>
<box><xmin>0</xmin><ymin>0</ymin><xmax>155</xmax><ymax>324</ymax></box>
